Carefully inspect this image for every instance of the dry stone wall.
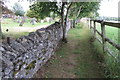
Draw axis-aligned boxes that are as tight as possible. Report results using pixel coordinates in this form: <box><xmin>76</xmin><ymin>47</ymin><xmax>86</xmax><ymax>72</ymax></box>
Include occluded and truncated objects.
<box><xmin>0</xmin><ymin>22</ymin><xmax>64</xmax><ymax>78</ymax></box>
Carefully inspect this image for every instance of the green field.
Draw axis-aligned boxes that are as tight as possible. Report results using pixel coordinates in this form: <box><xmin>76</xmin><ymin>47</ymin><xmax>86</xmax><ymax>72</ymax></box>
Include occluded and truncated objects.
<box><xmin>96</xmin><ymin>23</ymin><xmax>119</xmax><ymax>43</ymax></box>
<box><xmin>2</xmin><ymin>18</ymin><xmax>51</xmax><ymax>28</ymax></box>
<box><xmin>1</xmin><ymin>18</ymin><xmax>53</xmax><ymax>39</ymax></box>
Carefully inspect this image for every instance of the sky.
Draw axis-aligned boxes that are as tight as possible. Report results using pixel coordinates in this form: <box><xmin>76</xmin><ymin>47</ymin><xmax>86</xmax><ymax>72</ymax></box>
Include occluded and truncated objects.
<box><xmin>5</xmin><ymin>0</ymin><xmax>120</xmax><ymax>17</ymax></box>
<box><xmin>97</xmin><ymin>0</ymin><xmax>119</xmax><ymax>17</ymax></box>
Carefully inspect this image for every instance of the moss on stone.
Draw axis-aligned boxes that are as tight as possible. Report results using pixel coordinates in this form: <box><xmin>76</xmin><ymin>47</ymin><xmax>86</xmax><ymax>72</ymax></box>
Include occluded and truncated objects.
<box><xmin>13</xmin><ymin>70</ymin><xmax>19</xmax><ymax>76</ymax></box>
<box><xmin>26</xmin><ymin>72</ymin><xmax>29</xmax><ymax>75</ymax></box>
<box><xmin>25</xmin><ymin>60</ymin><xmax>36</xmax><ymax>70</ymax></box>
<box><xmin>19</xmin><ymin>62</ymin><xmax>26</xmax><ymax>70</ymax></box>
<box><xmin>38</xmin><ymin>57</ymin><xmax>42</xmax><ymax>60</ymax></box>
<box><xmin>42</xmin><ymin>48</ymin><xmax>47</xmax><ymax>54</ymax></box>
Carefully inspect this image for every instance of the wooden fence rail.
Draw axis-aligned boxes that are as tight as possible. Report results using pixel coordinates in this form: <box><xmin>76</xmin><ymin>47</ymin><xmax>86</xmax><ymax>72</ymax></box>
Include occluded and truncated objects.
<box><xmin>89</xmin><ymin>19</ymin><xmax>120</xmax><ymax>61</ymax></box>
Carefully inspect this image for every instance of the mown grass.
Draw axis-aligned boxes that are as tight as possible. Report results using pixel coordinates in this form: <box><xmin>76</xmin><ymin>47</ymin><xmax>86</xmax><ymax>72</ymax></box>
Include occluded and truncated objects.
<box><xmin>58</xmin><ymin>23</ymin><xmax>104</xmax><ymax>77</ymax></box>
<box><xmin>35</xmin><ymin>22</ymin><xmax>119</xmax><ymax>78</ymax></box>
<box><xmin>2</xmin><ymin>32</ymin><xmax>29</xmax><ymax>39</ymax></box>
<box><xmin>34</xmin><ymin>23</ymin><xmax>105</xmax><ymax>78</ymax></box>
<box><xmin>70</xmin><ymin>23</ymin><xmax>104</xmax><ymax>78</ymax></box>
<box><xmin>75</xmin><ymin>23</ymin><xmax>120</xmax><ymax>78</ymax></box>
<box><xmin>1</xmin><ymin>18</ymin><xmax>53</xmax><ymax>39</ymax></box>
<box><xmin>1</xmin><ymin>18</ymin><xmax>53</xmax><ymax>28</ymax></box>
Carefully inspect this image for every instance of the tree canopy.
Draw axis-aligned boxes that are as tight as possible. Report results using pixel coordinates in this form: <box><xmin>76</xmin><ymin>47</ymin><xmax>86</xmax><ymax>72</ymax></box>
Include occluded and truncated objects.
<box><xmin>29</xmin><ymin>2</ymin><xmax>100</xmax><ymax>19</ymax></box>
<box><xmin>12</xmin><ymin>3</ymin><xmax>25</xmax><ymax>16</ymax></box>
<box><xmin>28</xmin><ymin>2</ymin><xmax>100</xmax><ymax>42</ymax></box>
<box><xmin>69</xmin><ymin>2</ymin><xmax>100</xmax><ymax>19</ymax></box>
<box><xmin>29</xmin><ymin>2</ymin><xmax>59</xmax><ymax>19</ymax></box>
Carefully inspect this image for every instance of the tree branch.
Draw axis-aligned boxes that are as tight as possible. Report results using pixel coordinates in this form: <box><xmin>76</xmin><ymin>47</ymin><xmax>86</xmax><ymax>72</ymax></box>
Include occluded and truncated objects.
<box><xmin>76</xmin><ymin>6</ymin><xmax>83</xmax><ymax>19</ymax></box>
<box><xmin>64</xmin><ymin>3</ymin><xmax>72</xmax><ymax>22</ymax></box>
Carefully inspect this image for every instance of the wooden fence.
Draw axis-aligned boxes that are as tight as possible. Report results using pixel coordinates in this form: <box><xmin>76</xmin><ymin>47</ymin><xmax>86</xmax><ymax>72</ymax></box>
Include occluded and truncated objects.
<box><xmin>89</xmin><ymin>20</ymin><xmax>120</xmax><ymax>61</ymax></box>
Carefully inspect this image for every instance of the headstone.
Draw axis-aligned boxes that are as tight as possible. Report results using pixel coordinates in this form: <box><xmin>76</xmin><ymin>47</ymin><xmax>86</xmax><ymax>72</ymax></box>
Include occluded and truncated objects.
<box><xmin>45</xmin><ymin>17</ymin><xmax>51</xmax><ymax>23</ymax></box>
<box><xmin>40</xmin><ymin>20</ymin><xmax>44</xmax><ymax>23</ymax></box>
<box><xmin>19</xmin><ymin>16</ymin><xmax>25</xmax><ymax>26</ymax></box>
<box><xmin>13</xmin><ymin>16</ymin><xmax>17</xmax><ymax>22</ymax></box>
<box><xmin>30</xmin><ymin>18</ymin><xmax>36</xmax><ymax>25</ymax></box>
<box><xmin>17</xmin><ymin>15</ymin><xmax>21</xmax><ymax>23</ymax></box>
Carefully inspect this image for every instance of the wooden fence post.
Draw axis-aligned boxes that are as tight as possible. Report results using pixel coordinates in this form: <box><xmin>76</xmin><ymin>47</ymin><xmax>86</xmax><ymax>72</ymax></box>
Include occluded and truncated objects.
<box><xmin>87</xmin><ymin>19</ymin><xmax>90</xmax><ymax>29</ymax></box>
<box><xmin>118</xmin><ymin>28</ymin><xmax>120</xmax><ymax>63</ymax></box>
<box><xmin>94</xmin><ymin>21</ymin><xmax>96</xmax><ymax>39</ymax></box>
<box><xmin>90</xmin><ymin>20</ymin><xmax>92</xmax><ymax>29</ymax></box>
<box><xmin>101</xmin><ymin>21</ymin><xmax>106</xmax><ymax>53</ymax></box>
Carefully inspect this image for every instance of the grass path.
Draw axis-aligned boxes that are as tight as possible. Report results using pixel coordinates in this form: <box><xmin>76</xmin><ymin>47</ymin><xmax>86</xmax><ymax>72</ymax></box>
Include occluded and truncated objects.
<box><xmin>34</xmin><ymin>23</ymin><xmax>105</xmax><ymax>78</ymax></box>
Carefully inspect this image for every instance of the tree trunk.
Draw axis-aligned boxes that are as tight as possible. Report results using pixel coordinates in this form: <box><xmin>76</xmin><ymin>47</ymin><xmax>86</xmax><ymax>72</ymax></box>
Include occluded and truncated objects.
<box><xmin>73</xmin><ymin>19</ymin><xmax>76</xmax><ymax>28</ymax></box>
<box><xmin>73</xmin><ymin>6</ymin><xmax>82</xmax><ymax>28</ymax></box>
<box><xmin>61</xmin><ymin>3</ymin><xmax>66</xmax><ymax>42</ymax></box>
<box><xmin>63</xmin><ymin>3</ymin><xmax>72</xmax><ymax>43</ymax></box>
<box><xmin>61</xmin><ymin>3</ymin><xmax>72</xmax><ymax>43</ymax></box>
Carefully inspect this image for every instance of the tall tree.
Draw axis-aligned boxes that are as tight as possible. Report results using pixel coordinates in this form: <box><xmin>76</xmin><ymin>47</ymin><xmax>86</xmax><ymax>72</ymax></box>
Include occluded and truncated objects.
<box><xmin>29</xmin><ymin>2</ymin><xmax>100</xmax><ymax>42</ymax></box>
<box><xmin>12</xmin><ymin>3</ymin><xmax>25</xmax><ymax>16</ymax></box>
<box><xmin>26</xmin><ymin>10</ymin><xmax>39</xmax><ymax>20</ymax></box>
<box><xmin>69</xmin><ymin>2</ymin><xmax>100</xmax><ymax>28</ymax></box>
<box><xmin>29</xmin><ymin>2</ymin><xmax>59</xmax><ymax>19</ymax></box>
<box><xmin>29</xmin><ymin>2</ymin><xmax>73</xmax><ymax>42</ymax></box>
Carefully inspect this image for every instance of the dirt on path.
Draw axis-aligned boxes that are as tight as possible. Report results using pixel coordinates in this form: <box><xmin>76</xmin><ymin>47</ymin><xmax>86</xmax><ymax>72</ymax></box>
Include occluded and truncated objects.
<box><xmin>33</xmin><ymin>25</ymin><xmax>105</xmax><ymax>78</ymax></box>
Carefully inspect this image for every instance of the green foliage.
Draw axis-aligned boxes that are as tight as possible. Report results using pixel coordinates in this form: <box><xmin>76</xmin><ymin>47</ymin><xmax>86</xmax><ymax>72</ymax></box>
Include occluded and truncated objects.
<box><xmin>26</xmin><ymin>10</ymin><xmax>38</xmax><ymax>19</ymax></box>
<box><xmin>69</xmin><ymin>2</ymin><xmax>100</xmax><ymax>19</ymax></box>
<box><xmin>50</xmin><ymin>12</ymin><xmax>58</xmax><ymax>19</ymax></box>
<box><xmin>29</xmin><ymin>2</ymin><xmax>100</xmax><ymax>20</ymax></box>
<box><xmin>29</xmin><ymin>2</ymin><xmax>59</xmax><ymax>19</ymax></box>
<box><xmin>76</xmin><ymin>23</ymin><xmax>83</xmax><ymax>29</ymax></box>
<box><xmin>12</xmin><ymin>3</ymin><xmax>25</xmax><ymax>16</ymax></box>
<box><xmin>27</xmin><ymin>2</ymin><xmax>100</xmax><ymax>42</ymax></box>
<box><xmin>25</xmin><ymin>60</ymin><xmax>36</xmax><ymax>70</ymax></box>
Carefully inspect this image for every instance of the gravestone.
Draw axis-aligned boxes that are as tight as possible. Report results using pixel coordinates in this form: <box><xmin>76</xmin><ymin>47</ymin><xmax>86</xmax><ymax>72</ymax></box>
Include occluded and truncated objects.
<box><xmin>40</xmin><ymin>20</ymin><xmax>44</xmax><ymax>23</ymax></box>
<box><xmin>19</xmin><ymin>16</ymin><xmax>25</xmax><ymax>26</ymax></box>
<box><xmin>30</xmin><ymin>18</ymin><xmax>36</xmax><ymax>25</ymax></box>
<box><xmin>17</xmin><ymin>15</ymin><xmax>21</xmax><ymax>23</ymax></box>
<box><xmin>13</xmin><ymin>16</ymin><xmax>17</xmax><ymax>22</ymax></box>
